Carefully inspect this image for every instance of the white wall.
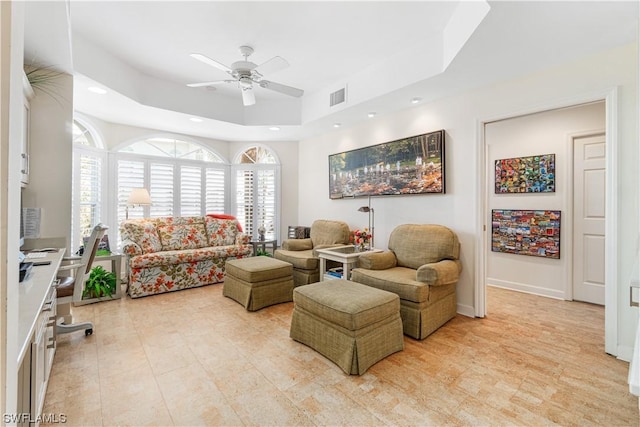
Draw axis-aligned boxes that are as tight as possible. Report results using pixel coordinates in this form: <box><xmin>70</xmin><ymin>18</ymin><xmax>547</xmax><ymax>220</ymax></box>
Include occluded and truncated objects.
<box><xmin>2</xmin><ymin>0</ymin><xmax>26</xmax><ymax>416</ymax></box>
<box><xmin>486</xmin><ymin>102</ymin><xmax>605</xmax><ymax>298</ymax></box>
<box><xmin>22</xmin><ymin>73</ymin><xmax>74</xmax><ymax>245</ymax></box>
<box><xmin>297</xmin><ymin>43</ymin><xmax>638</xmax><ymax>352</ymax></box>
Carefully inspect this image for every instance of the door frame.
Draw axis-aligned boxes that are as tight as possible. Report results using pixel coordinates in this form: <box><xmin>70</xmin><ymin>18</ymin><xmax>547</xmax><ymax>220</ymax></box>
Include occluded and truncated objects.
<box><xmin>475</xmin><ymin>87</ymin><xmax>618</xmax><ymax>356</ymax></box>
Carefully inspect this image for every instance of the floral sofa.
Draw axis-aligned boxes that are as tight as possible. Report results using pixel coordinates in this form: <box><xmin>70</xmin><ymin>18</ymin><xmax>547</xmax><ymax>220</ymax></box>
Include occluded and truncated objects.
<box><xmin>120</xmin><ymin>216</ymin><xmax>252</xmax><ymax>298</ymax></box>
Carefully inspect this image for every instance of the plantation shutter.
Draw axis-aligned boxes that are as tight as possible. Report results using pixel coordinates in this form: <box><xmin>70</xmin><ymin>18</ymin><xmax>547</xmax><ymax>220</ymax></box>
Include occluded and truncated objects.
<box><xmin>117</xmin><ymin>159</ymin><xmax>145</xmax><ymax>221</ymax></box>
<box><xmin>180</xmin><ymin>165</ymin><xmax>202</xmax><ymax>216</ymax></box>
<box><xmin>150</xmin><ymin>163</ymin><xmax>174</xmax><ymax>217</ymax></box>
<box><xmin>72</xmin><ymin>151</ymin><xmax>102</xmax><ymax>251</ymax></box>
<box><xmin>205</xmin><ymin>168</ymin><xmax>225</xmax><ymax>214</ymax></box>
<box><xmin>236</xmin><ymin>169</ymin><xmax>254</xmax><ymax>235</ymax></box>
<box><xmin>256</xmin><ymin>169</ymin><xmax>276</xmax><ymax>239</ymax></box>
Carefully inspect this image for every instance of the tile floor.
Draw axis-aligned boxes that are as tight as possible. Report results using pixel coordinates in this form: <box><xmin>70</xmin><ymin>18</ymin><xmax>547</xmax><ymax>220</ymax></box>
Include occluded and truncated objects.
<box><xmin>42</xmin><ymin>285</ymin><xmax>639</xmax><ymax>426</ymax></box>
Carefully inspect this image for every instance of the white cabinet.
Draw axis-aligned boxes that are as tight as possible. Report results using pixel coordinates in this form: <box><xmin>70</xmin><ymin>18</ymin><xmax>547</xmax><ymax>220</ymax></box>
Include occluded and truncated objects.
<box><xmin>31</xmin><ymin>286</ymin><xmax>56</xmax><ymax>420</ymax></box>
<box><xmin>21</xmin><ymin>73</ymin><xmax>33</xmax><ymax>186</ymax></box>
<box><xmin>16</xmin><ymin>250</ymin><xmax>63</xmax><ymax>426</ymax></box>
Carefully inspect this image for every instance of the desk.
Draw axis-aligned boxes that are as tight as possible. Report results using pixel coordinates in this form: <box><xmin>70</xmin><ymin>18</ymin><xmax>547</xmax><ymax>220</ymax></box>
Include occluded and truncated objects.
<box><xmin>316</xmin><ymin>245</ymin><xmax>382</xmax><ymax>281</ymax></box>
<box><xmin>74</xmin><ymin>252</ymin><xmax>123</xmax><ymax>306</ymax></box>
<box><xmin>250</xmin><ymin>240</ymin><xmax>278</xmax><ymax>256</ymax></box>
<box><xmin>17</xmin><ymin>249</ymin><xmax>64</xmax><ymax>365</ymax></box>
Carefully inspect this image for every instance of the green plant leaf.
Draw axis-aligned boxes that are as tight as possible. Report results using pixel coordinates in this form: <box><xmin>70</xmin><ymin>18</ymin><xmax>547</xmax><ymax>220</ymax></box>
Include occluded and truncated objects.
<box><xmin>84</xmin><ymin>265</ymin><xmax>117</xmax><ymax>299</ymax></box>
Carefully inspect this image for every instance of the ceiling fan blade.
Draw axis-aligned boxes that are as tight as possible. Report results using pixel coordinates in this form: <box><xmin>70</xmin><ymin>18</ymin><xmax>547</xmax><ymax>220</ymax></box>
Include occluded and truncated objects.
<box><xmin>190</xmin><ymin>53</ymin><xmax>233</xmax><ymax>74</ymax></box>
<box><xmin>186</xmin><ymin>80</ymin><xmax>233</xmax><ymax>88</ymax></box>
<box><xmin>259</xmin><ymin>80</ymin><xmax>304</xmax><ymax>97</ymax></box>
<box><xmin>242</xmin><ymin>87</ymin><xmax>256</xmax><ymax>106</ymax></box>
<box><xmin>253</xmin><ymin>56</ymin><xmax>289</xmax><ymax>76</ymax></box>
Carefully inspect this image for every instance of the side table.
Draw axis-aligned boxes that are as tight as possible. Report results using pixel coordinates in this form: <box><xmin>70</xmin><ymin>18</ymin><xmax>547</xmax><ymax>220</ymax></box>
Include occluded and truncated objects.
<box><xmin>316</xmin><ymin>245</ymin><xmax>382</xmax><ymax>281</ymax></box>
<box><xmin>250</xmin><ymin>239</ymin><xmax>278</xmax><ymax>256</ymax></box>
<box><xmin>74</xmin><ymin>252</ymin><xmax>123</xmax><ymax>305</ymax></box>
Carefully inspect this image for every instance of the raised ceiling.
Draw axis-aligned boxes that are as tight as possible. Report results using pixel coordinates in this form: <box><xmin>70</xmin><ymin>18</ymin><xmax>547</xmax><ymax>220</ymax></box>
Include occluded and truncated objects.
<box><xmin>24</xmin><ymin>1</ymin><xmax>638</xmax><ymax>142</ymax></box>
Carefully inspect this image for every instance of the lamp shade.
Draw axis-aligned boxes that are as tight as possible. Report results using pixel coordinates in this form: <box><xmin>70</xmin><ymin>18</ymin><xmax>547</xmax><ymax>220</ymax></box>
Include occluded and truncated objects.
<box><xmin>127</xmin><ymin>188</ymin><xmax>152</xmax><ymax>206</ymax></box>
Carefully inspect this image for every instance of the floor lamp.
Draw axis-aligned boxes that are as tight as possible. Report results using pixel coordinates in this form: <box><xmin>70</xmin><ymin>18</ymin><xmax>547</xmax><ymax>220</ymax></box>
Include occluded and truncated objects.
<box><xmin>126</xmin><ymin>188</ymin><xmax>152</xmax><ymax>219</ymax></box>
<box><xmin>357</xmin><ymin>196</ymin><xmax>374</xmax><ymax>249</ymax></box>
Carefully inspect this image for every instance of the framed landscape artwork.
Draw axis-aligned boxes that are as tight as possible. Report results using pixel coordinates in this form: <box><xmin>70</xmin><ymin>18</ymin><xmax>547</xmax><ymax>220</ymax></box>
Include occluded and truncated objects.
<box><xmin>495</xmin><ymin>153</ymin><xmax>555</xmax><ymax>193</ymax></box>
<box><xmin>491</xmin><ymin>209</ymin><xmax>561</xmax><ymax>259</ymax></box>
<box><xmin>329</xmin><ymin>129</ymin><xmax>445</xmax><ymax>199</ymax></box>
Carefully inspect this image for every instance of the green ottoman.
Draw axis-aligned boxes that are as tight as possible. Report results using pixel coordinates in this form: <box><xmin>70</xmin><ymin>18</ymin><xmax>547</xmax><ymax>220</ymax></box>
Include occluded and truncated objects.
<box><xmin>290</xmin><ymin>280</ymin><xmax>404</xmax><ymax>375</ymax></box>
<box><xmin>224</xmin><ymin>257</ymin><xmax>294</xmax><ymax>311</ymax></box>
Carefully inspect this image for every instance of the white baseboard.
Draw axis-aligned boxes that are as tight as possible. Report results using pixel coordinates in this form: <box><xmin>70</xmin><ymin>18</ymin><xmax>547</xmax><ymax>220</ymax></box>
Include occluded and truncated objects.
<box><xmin>617</xmin><ymin>344</ymin><xmax>633</xmax><ymax>363</ymax></box>
<box><xmin>488</xmin><ymin>279</ymin><xmax>565</xmax><ymax>300</ymax></box>
<box><xmin>457</xmin><ymin>303</ymin><xmax>475</xmax><ymax>318</ymax></box>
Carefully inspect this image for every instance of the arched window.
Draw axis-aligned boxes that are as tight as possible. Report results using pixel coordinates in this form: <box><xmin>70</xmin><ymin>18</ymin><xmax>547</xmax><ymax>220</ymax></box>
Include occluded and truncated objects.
<box><xmin>112</xmin><ymin>137</ymin><xmax>228</xmax><ymax>228</ymax></box>
<box><xmin>71</xmin><ymin>120</ymin><xmax>106</xmax><ymax>252</ymax></box>
<box><xmin>233</xmin><ymin>146</ymin><xmax>280</xmax><ymax>240</ymax></box>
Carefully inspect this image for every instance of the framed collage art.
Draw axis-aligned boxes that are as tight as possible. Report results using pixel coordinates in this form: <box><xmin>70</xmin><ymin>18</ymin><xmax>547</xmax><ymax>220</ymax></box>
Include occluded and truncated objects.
<box><xmin>495</xmin><ymin>153</ymin><xmax>555</xmax><ymax>193</ymax></box>
<box><xmin>491</xmin><ymin>209</ymin><xmax>561</xmax><ymax>259</ymax></box>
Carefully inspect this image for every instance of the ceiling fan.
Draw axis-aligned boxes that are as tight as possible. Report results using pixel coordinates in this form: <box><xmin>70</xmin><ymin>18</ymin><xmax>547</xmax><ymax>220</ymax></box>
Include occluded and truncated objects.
<box><xmin>187</xmin><ymin>45</ymin><xmax>304</xmax><ymax>106</ymax></box>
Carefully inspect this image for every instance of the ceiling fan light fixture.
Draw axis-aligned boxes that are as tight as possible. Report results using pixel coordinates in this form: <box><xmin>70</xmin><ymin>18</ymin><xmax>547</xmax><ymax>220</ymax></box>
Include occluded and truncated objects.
<box><xmin>239</xmin><ymin>77</ymin><xmax>253</xmax><ymax>88</ymax></box>
<box><xmin>411</xmin><ymin>97</ymin><xmax>422</xmax><ymax>104</ymax></box>
<box><xmin>188</xmin><ymin>46</ymin><xmax>303</xmax><ymax>106</ymax></box>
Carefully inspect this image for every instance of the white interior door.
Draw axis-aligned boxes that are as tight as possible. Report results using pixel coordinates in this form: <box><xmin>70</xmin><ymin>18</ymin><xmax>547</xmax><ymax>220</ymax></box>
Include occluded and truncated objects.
<box><xmin>573</xmin><ymin>133</ymin><xmax>606</xmax><ymax>305</ymax></box>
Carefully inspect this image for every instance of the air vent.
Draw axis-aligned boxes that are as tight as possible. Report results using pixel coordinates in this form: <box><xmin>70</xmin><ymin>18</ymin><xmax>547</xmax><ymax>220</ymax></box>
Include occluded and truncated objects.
<box><xmin>329</xmin><ymin>88</ymin><xmax>346</xmax><ymax>107</ymax></box>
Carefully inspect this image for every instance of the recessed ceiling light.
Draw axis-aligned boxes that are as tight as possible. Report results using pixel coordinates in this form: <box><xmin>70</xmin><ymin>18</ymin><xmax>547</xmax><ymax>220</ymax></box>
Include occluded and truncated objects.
<box><xmin>367</xmin><ymin>112</ymin><xmax>376</xmax><ymax>118</ymax></box>
<box><xmin>189</xmin><ymin>117</ymin><xmax>203</xmax><ymax>123</ymax></box>
<box><xmin>88</xmin><ymin>86</ymin><xmax>107</xmax><ymax>95</ymax></box>
<box><xmin>269</xmin><ymin>126</ymin><xmax>280</xmax><ymax>131</ymax></box>
<box><xmin>333</xmin><ymin>123</ymin><xmax>341</xmax><ymax>128</ymax></box>
<box><xmin>411</xmin><ymin>97</ymin><xmax>422</xmax><ymax>104</ymax></box>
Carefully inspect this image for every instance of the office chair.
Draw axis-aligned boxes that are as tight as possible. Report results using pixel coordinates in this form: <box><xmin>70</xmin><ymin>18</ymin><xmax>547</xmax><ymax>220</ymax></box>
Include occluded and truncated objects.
<box><xmin>55</xmin><ymin>223</ymin><xmax>108</xmax><ymax>336</ymax></box>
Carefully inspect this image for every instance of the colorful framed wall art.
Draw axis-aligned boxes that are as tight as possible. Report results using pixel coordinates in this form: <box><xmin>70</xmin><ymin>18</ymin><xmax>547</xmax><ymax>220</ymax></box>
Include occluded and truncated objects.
<box><xmin>495</xmin><ymin>153</ymin><xmax>555</xmax><ymax>193</ymax></box>
<box><xmin>491</xmin><ymin>209</ymin><xmax>561</xmax><ymax>259</ymax></box>
<box><xmin>329</xmin><ymin>129</ymin><xmax>445</xmax><ymax>199</ymax></box>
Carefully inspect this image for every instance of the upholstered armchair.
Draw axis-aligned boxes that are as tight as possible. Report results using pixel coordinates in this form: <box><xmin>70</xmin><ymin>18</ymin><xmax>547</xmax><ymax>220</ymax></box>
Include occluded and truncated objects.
<box><xmin>351</xmin><ymin>224</ymin><xmax>462</xmax><ymax>339</ymax></box>
<box><xmin>274</xmin><ymin>219</ymin><xmax>350</xmax><ymax>286</ymax></box>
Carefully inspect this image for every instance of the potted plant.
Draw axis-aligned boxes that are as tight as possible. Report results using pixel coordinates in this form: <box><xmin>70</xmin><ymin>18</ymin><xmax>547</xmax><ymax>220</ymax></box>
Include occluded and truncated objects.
<box><xmin>256</xmin><ymin>249</ymin><xmax>273</xmax><ymax>257</ymax></box>
<box><xmin>83</xmin><ymin>265</ymin><xmax>117</xmax><ymax>299</ymax></box>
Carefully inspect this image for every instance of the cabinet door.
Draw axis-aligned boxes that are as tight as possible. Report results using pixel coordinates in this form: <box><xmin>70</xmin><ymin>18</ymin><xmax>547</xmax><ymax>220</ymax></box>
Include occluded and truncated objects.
<box><xmin>44</xmin><ymin>287</ymin><xmax>56</xmax><ymax>378</ymax></box>
<box><xmin>21</xmin><ymin>99</ymin><xmax>30</xmax><ymax>185</ymax></box>
<box><xmin>31</xmin><ymin>316</ymin><xmax>46</xmax><ymax>419</ymax></box>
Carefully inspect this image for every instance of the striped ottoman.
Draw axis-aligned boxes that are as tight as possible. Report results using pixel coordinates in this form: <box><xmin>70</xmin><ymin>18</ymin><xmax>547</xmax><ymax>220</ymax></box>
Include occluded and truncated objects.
<box><xmin>223</xmin><ymin>257</ymin><xmax>294</xmax><ymax>311</ymax></box>
<box><xmin>290</xmin><ymin>280</ymin><xmax>404</xmax><ymax>375</ymax></box>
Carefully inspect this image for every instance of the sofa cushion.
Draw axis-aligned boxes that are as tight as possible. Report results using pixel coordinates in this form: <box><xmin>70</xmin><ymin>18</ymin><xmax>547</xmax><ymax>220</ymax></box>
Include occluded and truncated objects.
<box><xmin>388</xmin><ymin>224</ymin><xmax>460</xmax><ymax>269</ymax></box>
<box><xmin>351</xmin><ymin>266</ymin><xmax>429</xmax><ymax>303</ymax></box>
<box><xmin>128</xmin><ymin>245</ymin><xmax>252</xmax><ymax>268</ymax></box>
<box><xmin>416</xmin><ymin>260</ymin><xmax>462</xmax><ymax>286</ymax></box>
<box><xmin>121</xmin><ymin>220</ymin><xmax>162</xmax><ymax>254</ymax></box>
<box><xmin>156</xmin><ymin>218</ymin><xmax>209</xmax><ymax>251</ymax></box>
<box><xmin>282</xmin><ymin>238</ymin><xmax>313</xmax><ymax>251</ymax></box>
<box><xmin>309</xmin><ymin>220</ymin><xmax>351</xmax><ymax>246</ymax></box>
<box><xmin>274</xmin><ymin>249</ymin><xmax>318</xmax><ymax>270</ymax></box>
<box><xmin>205</xmin><ymin>217</ymin><xmax>241</xmax><ymax>246</ymax></box>
<box><xmin>357</xmin><ymin>251</ymin><xmax>398</xmax><ymax>270</ymax></box>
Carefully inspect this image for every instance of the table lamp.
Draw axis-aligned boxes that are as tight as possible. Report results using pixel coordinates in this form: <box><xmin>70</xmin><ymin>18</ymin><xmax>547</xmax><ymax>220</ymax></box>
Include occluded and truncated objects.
<box><xmin>126</xmin><ymin>188</ymin><xmax>152</xmax><ymax>219</ymax></box>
